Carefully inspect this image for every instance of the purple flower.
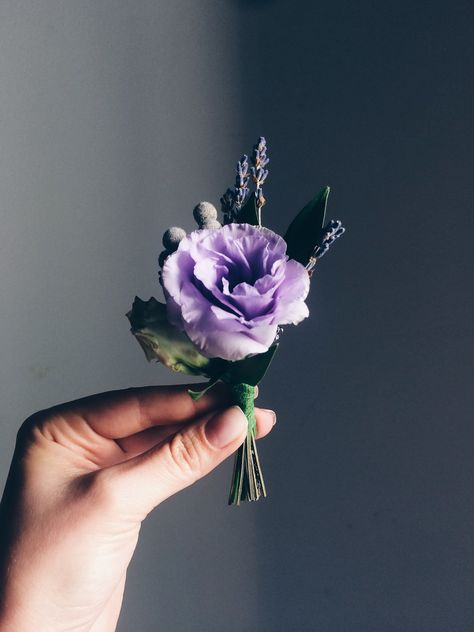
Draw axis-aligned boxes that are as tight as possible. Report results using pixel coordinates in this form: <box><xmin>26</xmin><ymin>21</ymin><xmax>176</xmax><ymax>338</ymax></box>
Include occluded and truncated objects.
<box><xmin>161</xmin><ymin>223</ymin><xmax>310</xmax><ymax>361</ymax></box>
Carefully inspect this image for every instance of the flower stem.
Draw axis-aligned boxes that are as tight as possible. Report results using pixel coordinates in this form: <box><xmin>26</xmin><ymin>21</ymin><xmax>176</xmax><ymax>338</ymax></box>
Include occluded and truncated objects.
<box><xmin>228</xmin><ymin>382</ymin><xmax>267</xmax><ymax>505</ymax></box>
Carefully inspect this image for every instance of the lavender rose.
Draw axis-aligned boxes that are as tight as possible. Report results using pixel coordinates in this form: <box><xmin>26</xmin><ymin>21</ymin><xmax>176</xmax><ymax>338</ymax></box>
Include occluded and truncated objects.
<box><xmin>161</xmin><ymin>223</ymin><xmax>310</xmax><ymax>361</ymax></box>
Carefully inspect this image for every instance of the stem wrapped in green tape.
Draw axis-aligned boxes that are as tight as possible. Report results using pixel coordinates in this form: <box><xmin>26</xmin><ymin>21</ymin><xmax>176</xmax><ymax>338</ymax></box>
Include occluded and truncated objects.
<box><xmin>228</xmin><ymin>383</ymin><xmax>267</xmax><ymax>505</ymax></box>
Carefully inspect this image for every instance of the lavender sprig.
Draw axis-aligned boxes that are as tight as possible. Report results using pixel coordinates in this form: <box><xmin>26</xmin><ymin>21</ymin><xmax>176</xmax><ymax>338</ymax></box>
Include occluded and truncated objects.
<box><xmin>250</xmin><ymin>136</ymin><xmax>270</xmax><ymax>210</ymax></box>
<box><xmin>306</xmin><ymin>220</ymin><xmax>346</xmax><ymax>273</ymax></box>
<box><xmin>235</xmin><ymin>154</ymin><xmax>250</xmax><ymax>210</ymax></box>
<box><xmin>221</xmin><ymin>155</ymin><xmax>251</xmax><ymax>224</ymax></box>
<box><xmin>220</xmin><ymin>138</ymin><xmax>270</xmax><ymax>225</ymax></box>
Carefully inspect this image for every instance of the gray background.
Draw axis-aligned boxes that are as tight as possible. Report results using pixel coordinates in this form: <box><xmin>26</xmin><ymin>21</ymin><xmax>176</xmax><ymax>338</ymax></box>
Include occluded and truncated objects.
<box><xmin>0</xmin><ymin>1</ymin><xmax>472</xmax><ymax>631</ymax></box>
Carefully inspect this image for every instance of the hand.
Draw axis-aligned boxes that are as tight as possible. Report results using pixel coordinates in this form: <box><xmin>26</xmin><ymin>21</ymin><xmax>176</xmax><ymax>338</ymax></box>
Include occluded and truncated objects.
<box><xmin>0</xmin><ymin>384</ymin><xmax>275</xmax><ymax>632</ymax></box>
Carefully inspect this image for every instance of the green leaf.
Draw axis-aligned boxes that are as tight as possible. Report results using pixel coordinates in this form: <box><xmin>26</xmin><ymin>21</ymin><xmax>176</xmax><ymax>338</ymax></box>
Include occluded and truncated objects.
<box><xmin>283</xmin><ymin>186</ymin><xmax>330</xmax><ymax>264</ymax></box>
<box><xmin>187</xmin><ymin>344</ymin><xmax>279</xmax><ymax>402</ymax></box>
<box><xmin>127</xmin><ymin>296</ymin><xmax>221</xmax><ymax>378</ymax></box>
<box><xmin>222</xmin><ymin>344</ymin><xmax>279</xmax><ymax>386</ymax></box>
<box><xmin>234</xmin><ymin>194</ymin><xmax>259</xmax><ymax>225</ymax></box>
<box><xmin>188</xmin><ymin>375</ymin><xmax>223</xmax><ymax>401</ymax></box>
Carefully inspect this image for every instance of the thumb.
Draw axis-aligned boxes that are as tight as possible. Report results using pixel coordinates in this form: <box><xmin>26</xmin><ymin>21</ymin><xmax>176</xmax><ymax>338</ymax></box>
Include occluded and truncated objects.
<box><xmin>108</xmin><ymin>406</ymin><xmax>248</xmax><ymax>515</ymax></box>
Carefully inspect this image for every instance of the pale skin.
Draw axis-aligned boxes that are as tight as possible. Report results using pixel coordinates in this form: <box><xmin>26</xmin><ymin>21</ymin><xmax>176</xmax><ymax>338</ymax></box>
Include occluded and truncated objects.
<box><xmin>0</xmin><ymin>383</ymin><xmax>275</xmax><ymax>631</ymax></box>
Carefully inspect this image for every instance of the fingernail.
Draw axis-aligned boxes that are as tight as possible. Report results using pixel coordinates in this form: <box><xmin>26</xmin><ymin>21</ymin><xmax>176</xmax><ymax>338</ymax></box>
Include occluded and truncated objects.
<box><xmin>263</xmin><ymin>409</ymin><xmax>277</xmax><ymax>426</ymax></box>
<box><xmin>254</xmin><ymin>385</ymin><xmax>259</xmax><ymax>399</ymax></box>
<box><xmin>205</xmin><ymin>406</ymin><xmax>247</xmax><ymax>448</ymax></box>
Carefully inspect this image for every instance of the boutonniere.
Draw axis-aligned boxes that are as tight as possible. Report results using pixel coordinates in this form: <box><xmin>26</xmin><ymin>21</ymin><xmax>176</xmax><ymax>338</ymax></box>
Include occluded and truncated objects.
<box><xmin>128</xmin><ymin>137</ymin><xmax>345</xmax><ymax>505</ymax></box>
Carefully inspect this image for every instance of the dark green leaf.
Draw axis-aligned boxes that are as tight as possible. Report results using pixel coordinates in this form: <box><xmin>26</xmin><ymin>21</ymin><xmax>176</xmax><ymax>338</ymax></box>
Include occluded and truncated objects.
<box><xmin>234</xmin><ymin>194</ymin><xmax>259</xmax><ymax>225</ymax></box>
<box><xmin>187</xmin><ymin>345</ymin><xmax>278</xmax><ymax>401</ymax></box>
<box><xmin>283</xmin><ymin>186</ymin><xmax>330</xmax><ymax>264</ymax></box>
<box><xmin>222</xmin><ymin>344</ymin><xmax>279</xmax><ymax>386</ymax></box>
<box><xmin>188</xmin><ymin>375</ymin><xmax>223</xmax><ymax>401</ymax></box>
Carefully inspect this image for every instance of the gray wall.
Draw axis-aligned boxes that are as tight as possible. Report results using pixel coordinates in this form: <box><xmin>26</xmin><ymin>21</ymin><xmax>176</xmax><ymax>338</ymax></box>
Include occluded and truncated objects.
<box><xmin>0</xmin><ymin>1</ymin><xmax>472</xmax><ymax>631</ymax></box>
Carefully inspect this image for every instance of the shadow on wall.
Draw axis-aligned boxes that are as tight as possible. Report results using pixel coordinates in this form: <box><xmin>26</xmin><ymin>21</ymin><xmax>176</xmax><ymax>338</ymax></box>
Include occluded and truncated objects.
<box><xmin>237</xmin><ymin>1</ymin><xmax>474</xmax><ymax>631</ymax></box>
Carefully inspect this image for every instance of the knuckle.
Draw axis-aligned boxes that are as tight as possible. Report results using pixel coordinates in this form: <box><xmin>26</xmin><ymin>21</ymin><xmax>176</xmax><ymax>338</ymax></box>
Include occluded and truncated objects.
<box><xmin>16</xmin><ymin>406</ymin><xmax>72</xmax><ymax>453</ymax></box>
<box><xmin>16</xmin><ymin>410</ymin><xmax>53</xmax><ymax>445</ymax></box>
<box><xmin>166</xmin><ymin>430</ymin><xmax>204</xmax><ymax>480</ymax></box>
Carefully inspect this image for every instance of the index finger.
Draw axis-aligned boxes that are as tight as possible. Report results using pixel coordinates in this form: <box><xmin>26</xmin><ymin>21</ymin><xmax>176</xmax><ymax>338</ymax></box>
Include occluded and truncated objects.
<box><xmin>56</xmin><ymin>382</ymin><xmax>234</xmax><ymax>439</ymax></box>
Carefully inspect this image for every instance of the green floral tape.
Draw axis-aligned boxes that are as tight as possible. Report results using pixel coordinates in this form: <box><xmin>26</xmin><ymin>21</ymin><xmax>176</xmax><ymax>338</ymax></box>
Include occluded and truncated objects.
<box><xmin>230</xmin><ymin>383</ymin><xmax>256</xmax><ymax>437</ymax></box>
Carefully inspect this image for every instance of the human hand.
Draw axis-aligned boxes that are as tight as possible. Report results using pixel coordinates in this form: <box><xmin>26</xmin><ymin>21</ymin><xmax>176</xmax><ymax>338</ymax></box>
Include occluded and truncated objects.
<box><xmin>0</xmin><ymin>384</ymin><xmax>275</xmax><ymax>631</ymax></box>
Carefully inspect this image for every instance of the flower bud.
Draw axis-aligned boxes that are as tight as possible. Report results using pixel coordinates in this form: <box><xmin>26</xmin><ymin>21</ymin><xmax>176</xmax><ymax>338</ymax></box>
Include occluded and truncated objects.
<box><xmin>201</xmin><ymin>219</ymin><xmax>222</xmax><ymax>230</ymax></box>
<box><xmin>193</xmin><ymin>201</ymin><xmax>218</xmax><ymax>226</ymax></box>
<box><xmin>162</xmin><ymin>227</ymin><xmax>186</xmax><ymax>251</ymax></box>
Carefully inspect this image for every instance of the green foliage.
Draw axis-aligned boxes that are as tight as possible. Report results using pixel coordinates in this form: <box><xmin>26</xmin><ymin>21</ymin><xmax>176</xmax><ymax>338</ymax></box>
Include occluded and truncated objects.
<box><xmin>188</xmin><ymin>376</ymin><xmax>223</xmax><ymax>401</ymax></box>
<box><xmin>127</xmin><ymin>296</ymin><xmax>217</xmax><ymax>377</ymax></box>
<box><xmin>222</xmin><ymin>344</ymin><xmax>279</xmax><ymax>386</ymax></box>
<box><xmin>187</xmin><ymin>344</ymin><xmax>279</xmax><ymax>400</ymax></box>
<box><xmin>284</xmin><ymin>186</ymin><xmax>330</xmax><ymax>264</ymax></box>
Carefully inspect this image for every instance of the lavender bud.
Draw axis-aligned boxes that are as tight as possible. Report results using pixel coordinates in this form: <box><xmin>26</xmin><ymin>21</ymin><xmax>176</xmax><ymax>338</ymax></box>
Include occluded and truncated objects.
<box><xmin>310</xmin><ymin>219</ymin><xmax>346</xmax><ymax>260</ymax></box>
<box><xmin>193</xmin><ymin>201</ymin><xmax>218</xmax><ymax>226</ymax></box>
<box><xmin>162</xmin><ymin>226</ymin><xmax>186</xmax><ymax>251</ymax></box>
